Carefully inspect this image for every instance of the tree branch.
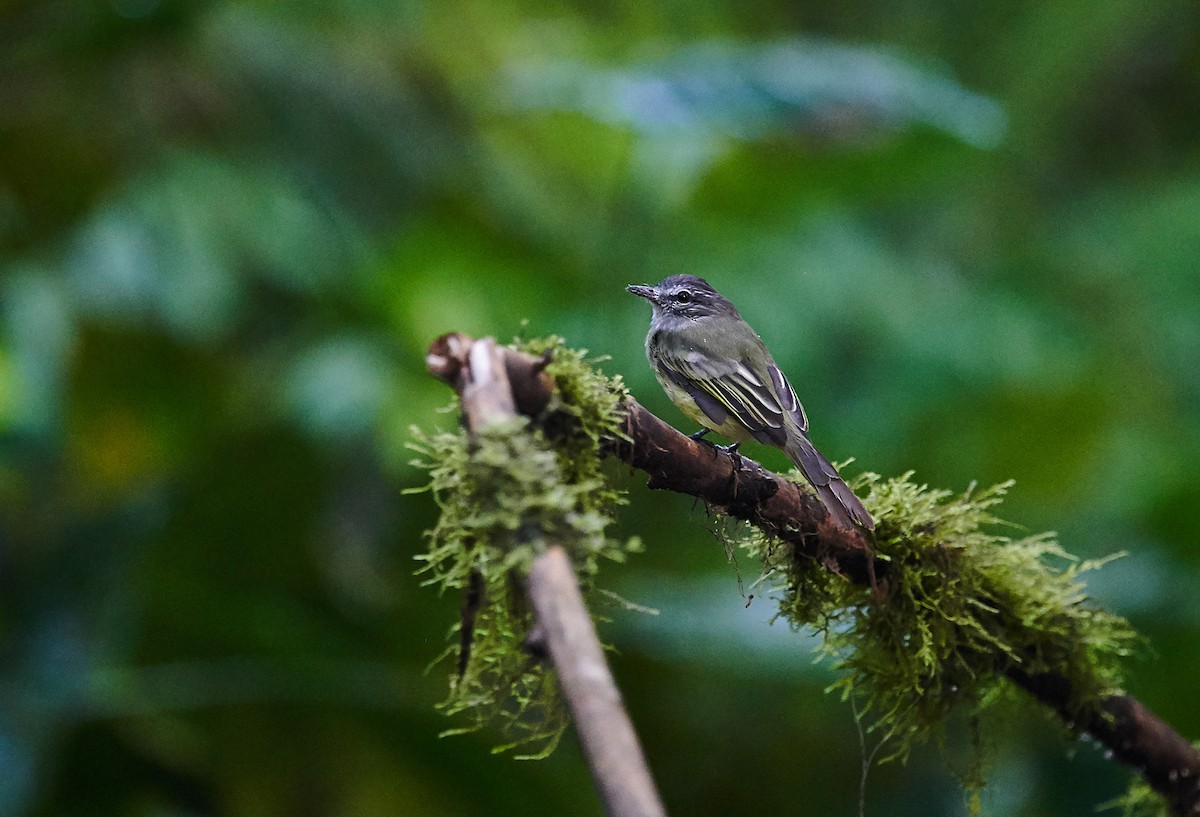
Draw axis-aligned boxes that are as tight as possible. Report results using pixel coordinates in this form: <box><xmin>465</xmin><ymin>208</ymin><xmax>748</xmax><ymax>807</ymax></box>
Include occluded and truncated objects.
<box><xmin>527</xmin><ymin>546</ymin><xmax>668</xmax><ymax>817</ymax></box>
<box><xmin>428</xmin><ymin>334</ymin><xmax>667</xmax><ymax>817</ymax></box>
<box><xmin>427</xmin><ymin>332</ymin><xmax>1200</xmax><ymax>815</ymax></box>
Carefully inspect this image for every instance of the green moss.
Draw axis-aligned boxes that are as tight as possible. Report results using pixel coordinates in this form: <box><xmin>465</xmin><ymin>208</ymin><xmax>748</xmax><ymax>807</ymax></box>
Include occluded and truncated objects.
<box><xmin>408</xmin><ymin>337</ymin><xmax>637</xmax><ymax>756</ymax></box>
<box><xmin>743</xmin><ymin>472</ymin><xmax>1139</xmax><ymax>768</ymax></box>
<box><xmin>1107</xmin><ymin>772</ymin><xmax>1177</xmax><ymax>817</ymax></box>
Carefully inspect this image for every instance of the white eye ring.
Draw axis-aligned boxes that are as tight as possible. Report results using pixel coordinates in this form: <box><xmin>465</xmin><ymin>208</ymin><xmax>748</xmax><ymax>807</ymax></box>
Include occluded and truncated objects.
<box><xmin>675</xmin><ymin>291</ymin><xmax>693</xmax><ymax>304</ymax></box>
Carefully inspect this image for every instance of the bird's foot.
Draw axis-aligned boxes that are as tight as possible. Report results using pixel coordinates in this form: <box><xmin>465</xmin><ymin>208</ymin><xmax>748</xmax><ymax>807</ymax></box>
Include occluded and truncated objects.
<box><xmin>718</xmin><ymin>442</ymin><xmax>744</xmax><ymax>472</ymax></box>
<box><xmin>687</xmin><ymin>430</ymin><xmax>743</xmax><ymax>474</ymax></box>
<box><xmin>715</xmin><ymin>441</ymin><xmax>741</xmax><ymax>456</ymax></box>
<box><xmin>685</xmin><ymin>430</ymin><xmax>743</xmax><ymax>495</ymax></box>
<box><xmin>688</xmin><ymin>428</ymin><xmax>721</xmax><ymax>460</ymax></box>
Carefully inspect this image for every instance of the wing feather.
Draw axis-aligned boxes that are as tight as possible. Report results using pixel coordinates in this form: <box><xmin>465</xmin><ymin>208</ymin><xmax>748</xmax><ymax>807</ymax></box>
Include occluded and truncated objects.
<box><xmin>768</xmin><ymin>363</ymin><xmax>808</xmax><ymax>432</ymax></box>
<box><xmin>657</xmin><ymin>344</ymin><xmax>791</xmax><ymax>445</ymax></box>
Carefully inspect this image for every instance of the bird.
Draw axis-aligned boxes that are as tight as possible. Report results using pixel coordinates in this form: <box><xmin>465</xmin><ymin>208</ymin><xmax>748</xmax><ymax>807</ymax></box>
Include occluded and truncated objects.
<box><xmin>627</xmin><ymin>274</ymin><xmax>873</xmax><ymax>531</ymax></box>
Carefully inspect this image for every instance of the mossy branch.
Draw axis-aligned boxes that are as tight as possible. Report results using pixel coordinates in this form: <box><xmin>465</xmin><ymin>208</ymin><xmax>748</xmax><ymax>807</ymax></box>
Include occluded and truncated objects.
<box><xmin>419</xmin><ymin>332</ymin><xmax>1200</xmax><ymax>817</ymax></box>
<box><xmin>418</xmin><ymin>335</ymin><xmax>665</xmax><ymax>817</ymax></box>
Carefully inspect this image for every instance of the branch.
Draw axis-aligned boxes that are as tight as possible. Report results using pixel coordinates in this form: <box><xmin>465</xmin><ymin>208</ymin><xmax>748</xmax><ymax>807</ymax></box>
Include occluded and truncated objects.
<box><xmin>427</xmin><ymin>332</ymin><xmax>1200</xmax><ymax>816</ymax></box>
<box><xmin>527</xmin><ymin>547</ymin><xmax>668</xmax><ymax>817</ymax></box>
<box><xmin>428</xmin><ymin>335</ymin><xmax>667</xmax><ymax>817</ymax></box>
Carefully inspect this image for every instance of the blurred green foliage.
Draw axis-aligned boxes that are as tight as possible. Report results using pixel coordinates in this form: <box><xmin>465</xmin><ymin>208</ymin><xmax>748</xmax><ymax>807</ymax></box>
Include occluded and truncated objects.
<box><xmin>1</xmin><ymin>0</ymin><xmax>1198</xmax><ymax>815</ymax></box>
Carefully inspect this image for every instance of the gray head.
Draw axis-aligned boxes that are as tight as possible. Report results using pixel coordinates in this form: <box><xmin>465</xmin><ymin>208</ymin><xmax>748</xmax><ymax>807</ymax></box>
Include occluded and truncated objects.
<box><xmin>626</xmin><ymin>274</ymin><xmax>741</xmax><ymax>323</ymax></box>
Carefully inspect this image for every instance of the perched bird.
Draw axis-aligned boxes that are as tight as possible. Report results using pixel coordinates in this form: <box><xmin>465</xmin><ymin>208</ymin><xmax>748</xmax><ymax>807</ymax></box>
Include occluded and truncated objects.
<box><xmin>627</xmin><ymin>274</ymin><xmax>873</xmax><ymax>531</ymax></box>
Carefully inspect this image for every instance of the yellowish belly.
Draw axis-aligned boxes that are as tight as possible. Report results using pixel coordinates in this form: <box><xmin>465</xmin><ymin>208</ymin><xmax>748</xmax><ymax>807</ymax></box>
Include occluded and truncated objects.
<box><xmin>654</xmin><ymin>369</ymin><xmax>755</xmax><ymax>444</ymax></box>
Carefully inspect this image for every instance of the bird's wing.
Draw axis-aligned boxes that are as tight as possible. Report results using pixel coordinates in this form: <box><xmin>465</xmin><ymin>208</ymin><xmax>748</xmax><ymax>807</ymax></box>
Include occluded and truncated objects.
<box><xmin>657</xmin><ymin>345</ymin><xmax>806</xmax><ymax>446</ymax></box>
<box><xmin>765</xmin><ymin>361</ymin><xmax>809</xmax><ymax>433</ymax></box>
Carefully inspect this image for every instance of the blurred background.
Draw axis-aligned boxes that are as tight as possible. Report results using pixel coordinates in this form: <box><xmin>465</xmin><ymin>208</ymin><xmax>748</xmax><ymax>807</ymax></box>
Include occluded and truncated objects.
<box><xmin>2</xmin><ymin>0</ymin><xmax>1199</xmax><ymax>815</ymax></box>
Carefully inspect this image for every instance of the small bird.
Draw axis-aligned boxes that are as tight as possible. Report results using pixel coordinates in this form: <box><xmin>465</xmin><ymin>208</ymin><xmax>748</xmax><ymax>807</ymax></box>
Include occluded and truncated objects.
<box><xmin>628</xmin><ymin>274</ymin><xmax>873</xmax><ymax>531</ymax></box>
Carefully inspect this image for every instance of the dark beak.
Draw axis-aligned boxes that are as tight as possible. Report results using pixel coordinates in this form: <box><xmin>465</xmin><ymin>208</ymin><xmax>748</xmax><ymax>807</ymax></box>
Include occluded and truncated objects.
<box><xmin>626</xmin><ymin>284</ymin><xmax>658</xmax><ymax>303</ymax></box>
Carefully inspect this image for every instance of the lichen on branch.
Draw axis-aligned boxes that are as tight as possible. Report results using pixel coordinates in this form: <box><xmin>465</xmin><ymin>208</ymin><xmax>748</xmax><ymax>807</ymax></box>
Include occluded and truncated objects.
<box><xmin>408</xmin><ymin>338</ymin><xmax>639</xmax><ymax>756</ymax></box>
<box><xmin>742</xmin><ymin>472</ymin><xmax>1139</xmax><ymax>766</ymax></box>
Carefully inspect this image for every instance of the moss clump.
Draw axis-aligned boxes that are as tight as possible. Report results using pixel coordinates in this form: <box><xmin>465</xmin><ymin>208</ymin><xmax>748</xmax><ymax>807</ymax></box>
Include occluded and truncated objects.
<box><xmin>743</xmin><ymin>472</ymin><xmax>1139</xmax><ymax>767</ymax></box>
<box><xmin>408</xmin><ymin>337</ymin><xmax>637</xmax><ymax>757</ymax></box>
<box><xmin>1108</xmin><ymin>770</ymin><xmax>1180</xmax><ymax>817</ymax></box>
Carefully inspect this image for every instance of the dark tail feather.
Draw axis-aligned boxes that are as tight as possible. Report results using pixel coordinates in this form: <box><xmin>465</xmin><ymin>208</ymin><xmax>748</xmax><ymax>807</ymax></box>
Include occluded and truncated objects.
<box><xmin>785</xmin><ymin>434</ymin><xmax>874</xmax><ymax>531</ymax></box>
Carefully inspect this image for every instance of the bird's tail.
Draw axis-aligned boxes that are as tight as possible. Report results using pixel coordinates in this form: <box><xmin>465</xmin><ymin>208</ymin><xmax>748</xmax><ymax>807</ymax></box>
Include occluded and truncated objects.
<box><xmin>784</xmin><ymin>433</ymin><xmax>874</xmax><ymax>531</ymax></box>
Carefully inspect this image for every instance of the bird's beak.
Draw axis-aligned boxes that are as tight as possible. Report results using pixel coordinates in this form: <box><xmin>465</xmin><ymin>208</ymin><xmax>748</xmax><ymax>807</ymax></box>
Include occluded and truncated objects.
<box><xmin>626</xmin><ymin>284</ymin><xmax>658</xmax><ymax>304</ymax></box>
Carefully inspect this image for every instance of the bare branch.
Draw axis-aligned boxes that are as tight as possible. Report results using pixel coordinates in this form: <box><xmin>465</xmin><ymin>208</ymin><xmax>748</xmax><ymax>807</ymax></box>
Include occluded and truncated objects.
<box><xmin>528</xmin><ymin>547</ymin><xmax>668</xmax><ymax>817</ymax></box>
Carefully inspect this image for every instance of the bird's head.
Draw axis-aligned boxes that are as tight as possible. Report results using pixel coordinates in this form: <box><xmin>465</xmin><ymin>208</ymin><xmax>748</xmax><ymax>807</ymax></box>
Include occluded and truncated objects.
<box><xmin>626</xmin><ymin>274</ymin><xmax>738</xmax><ymax>322</ymax></box>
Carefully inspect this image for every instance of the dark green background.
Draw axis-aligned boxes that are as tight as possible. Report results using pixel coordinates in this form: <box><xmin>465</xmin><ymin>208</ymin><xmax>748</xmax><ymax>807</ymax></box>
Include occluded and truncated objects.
<box><xmin>2</xmin><ymin>1</ymin><xmax>1198</xmax><ymax>815</ymax></box>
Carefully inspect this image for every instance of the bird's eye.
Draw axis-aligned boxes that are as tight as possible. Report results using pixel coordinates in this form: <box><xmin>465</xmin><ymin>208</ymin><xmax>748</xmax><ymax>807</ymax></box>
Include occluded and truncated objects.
<box><xmin>675</xmin><ymin>290</ymin><xmax>693</xmax><ymax>304</ymax></box>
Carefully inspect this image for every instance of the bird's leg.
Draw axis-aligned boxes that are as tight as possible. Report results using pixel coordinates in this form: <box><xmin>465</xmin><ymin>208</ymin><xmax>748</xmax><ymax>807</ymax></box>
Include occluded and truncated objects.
<box><xmin>688</xmin><ymin>428</ymin><xmax>721</xmax><ymax>461</ymax></box>
<box><xmin>683</xmin><ymin>428</ymin><xmax>744</xmax><ymax>497</ymax></box>
<box><xmin>687</xmin><ymin>429</ymin><xmax>743</xmax><ymax>479</ymax></box>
